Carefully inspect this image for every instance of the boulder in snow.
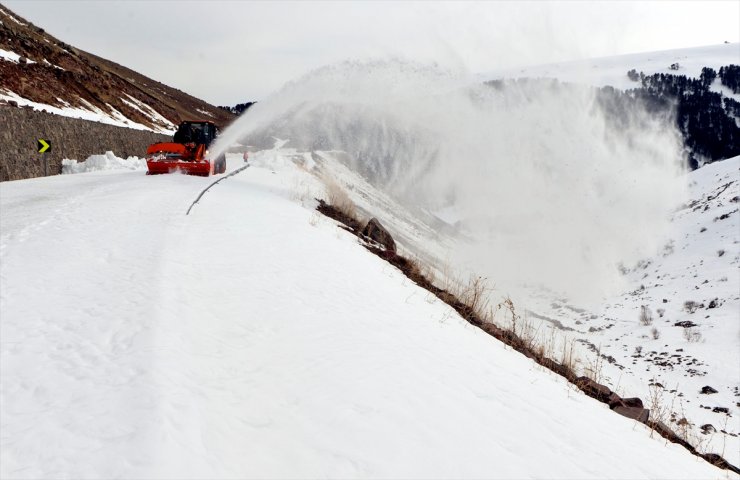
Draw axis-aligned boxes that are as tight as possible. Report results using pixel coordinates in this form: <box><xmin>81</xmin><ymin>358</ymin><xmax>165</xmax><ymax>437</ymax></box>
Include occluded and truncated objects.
<box><xmin>361</xmin><ymin>218</ymin><xmax>396</xmax><ymax>253</ymax></box>
<box><xmin>614</xmin><ymin>405</ymin><xmax>650</xmax><ymax>423</ymax></box>
<box><xmin>575</xmin><ymin>376</ymin><xmax>612</xmax><ymax>402</ymax></box>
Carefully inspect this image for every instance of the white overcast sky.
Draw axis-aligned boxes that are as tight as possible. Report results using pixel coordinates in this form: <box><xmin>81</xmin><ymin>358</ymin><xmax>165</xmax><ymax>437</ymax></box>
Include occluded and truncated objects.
<box><xmin>4</xmin><ymin>1</ymin><xmax>739</xmax><ymax>105</ymax></box>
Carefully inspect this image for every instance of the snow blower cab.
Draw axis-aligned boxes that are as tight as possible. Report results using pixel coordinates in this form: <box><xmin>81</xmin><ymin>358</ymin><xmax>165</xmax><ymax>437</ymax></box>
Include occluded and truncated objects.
<box><xmin>145</xmin><ymin>120</ymin><xmax>226</xmax><ymax>176</ymax></box>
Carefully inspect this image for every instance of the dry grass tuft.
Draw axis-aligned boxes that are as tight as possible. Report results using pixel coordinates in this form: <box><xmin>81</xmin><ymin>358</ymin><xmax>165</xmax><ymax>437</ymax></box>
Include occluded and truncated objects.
<box><xmin>322</xmin><ymin>175</ymin><xmax>357</xmax><ymax>221</ymax></box>
<box><xmin>683</xmin><ymin>327</ymin><xmax>702</xmax><ymax>343</ymax></box>
<box><xmin>639</xmin><ymin>305</ymin><xmax>653</xmax><ymax>326</ymax></box>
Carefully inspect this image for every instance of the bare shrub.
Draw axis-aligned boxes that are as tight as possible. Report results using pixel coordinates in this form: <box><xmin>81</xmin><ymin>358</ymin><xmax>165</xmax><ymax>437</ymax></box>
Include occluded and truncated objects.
<box><xmin>496</xmin><ymin>296</ymin><xmax>520</xmax><ymax>334</ymax></box>
<box><xmin>683</xmin><ymin>300</ymin><xmax>699</xmax><ymax>314</ymax></box>
<box><xmin>322</xmin><ymin>175</ymin><xmax>357</xmax><ymax>220</ymax></box>
<box><xmin>560</xmin><ymin>337</ymin><xmax>578</xmax><ymax>375</ymax></box>
<box><xmin>408</xmin><ymin>255</ymin><xmax>437</xmax><ymax>287</ymax></box>
<box><xmin>404</xmin><ymin>255</ymin><xmax>424</xmax><ymax>281</ymax></box>
<box><xmin>651</xmin><ymin>327</ymin><xmax>660</xmax><ymax>340</ymax></box>
<box><xmin>437</xmin><ymin>260</ymin><xmax>460</xmax><ymax>296</ymax></box>
<box><xmin>517</xmin><ymin>312</ymin><xmax>542</xmax><ymax>354</ymax></box>
<box><xmin>647</xmin><ymin>383</ymin><xmax>675</xmax><ymax>438</ymax></box>
<box><xmin>675</xmin><ymin>415</ymin><xmax>692</xmax><ymax>443</ymax></box>
<box><xmin>639</xmin><ymin>305</ymin><xmax>653</xmax><ymax>326</ymax></box>
<box><xmin>458</xmin><ymin>275</ymin><xmax>492</xmax><ymax>323</ymax></box>
<box><xmin>542</xmin><ymin>326</ymin><xmax>558</xmax><ymax>362</ymax></box>
<box><xmin>584</xmin><ymin>344</ymin><xmax>605</xmax><ymax>384</ymax></box>
<box><xmin>683</xmin><ymin>327</ymin><xmax>702</xmax><ymax>343</ymax></box>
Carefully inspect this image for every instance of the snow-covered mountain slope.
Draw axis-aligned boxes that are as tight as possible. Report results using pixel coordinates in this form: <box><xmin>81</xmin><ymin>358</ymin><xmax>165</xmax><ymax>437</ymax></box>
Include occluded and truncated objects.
<box><xmin>0</xmin><ymin>152</ymin><xmax>729</xmax><ymax>479</ymax></box>
<box><xmin>483</xmin><ymin>43</ymin><xmax>739</xmax><ymax>93</ymax></box>
<box><xmin>0</xmin><ymin>5</ymin><xmax>233</xmax><ymax>133</ymax></box>
<box><xmin>304</xmin><ymin>146</ymin><xmax>740</xmax><ymax>469</ymax></box>
<box><xmin>0</xmin><ymin>88</ymin><xmax>174</xmax><ymax>133</ymax></box>
<box><xmin>523</xmin><ymin>157</ymin><xmax>740</xmax><ymax>466</ymax></box>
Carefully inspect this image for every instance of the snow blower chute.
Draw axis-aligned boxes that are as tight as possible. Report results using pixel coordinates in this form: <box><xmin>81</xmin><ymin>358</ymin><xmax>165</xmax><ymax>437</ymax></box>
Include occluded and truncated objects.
<box><xmin>146</xmin><ymin>120</ymin><xmax>226</xmax><ymax>176</ymax></box>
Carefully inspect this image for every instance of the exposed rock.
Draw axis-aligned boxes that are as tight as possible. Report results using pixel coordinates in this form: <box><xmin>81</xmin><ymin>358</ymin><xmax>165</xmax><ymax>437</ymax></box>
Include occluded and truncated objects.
<box><xmin>575</xmin><ymin>376</ymin><xmax>612</xmax><ymax>402</ymax></box>
<box><xmin>622</xmin><ymin>397</ymin><xmax>644</xmax><ymax>409</ymax></box>
<box><xmin>608</xmin><ymin>393</ymin><xmax>645</xmax><ymax>411</ymax></box>
<box><xmin>700</xmin><ymin>385</ymin><xmax>718</xmax><ymax>394</ymax></box>
<box><xmin>701</xmin><ymin>453</ymin><xmax>740</xmax><ymax>473</ymax></box>
<box><xmin>607</xmin><ymin>392</ymin><xmax>623</xmax><ymax>409</ymax></box>
<box><xmin>361</xmin><ymin>218</ymin><xmax>396</xmax><ymax>253</ymax></box>
<box><xmin>614</xmin><ymin>405</ymin><xmax>649</xmax><ymax>423</ymax></box>
<box><xmin>700</xmin><ymin>424</ymin><xmax>716</xmax><ymax>434</ymax></box>
<box><xmin>674</xmin><ymin>320</ymin><xmax>698</xmax><ymax>328</ymax></box>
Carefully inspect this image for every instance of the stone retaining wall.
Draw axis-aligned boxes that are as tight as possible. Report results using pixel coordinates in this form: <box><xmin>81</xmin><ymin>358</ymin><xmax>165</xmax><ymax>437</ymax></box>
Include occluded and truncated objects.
<box><xmin>0</xmin><ymin>105</ymin><xmax>170</xmax><ymax>181</ymax></box>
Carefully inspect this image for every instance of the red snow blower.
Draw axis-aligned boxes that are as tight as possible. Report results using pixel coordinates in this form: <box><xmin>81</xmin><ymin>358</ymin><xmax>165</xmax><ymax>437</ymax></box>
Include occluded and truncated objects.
<box><xmin>146</xmin><ymin>120</ymin><xmax>226</xmax><ymax>176</ymax></box>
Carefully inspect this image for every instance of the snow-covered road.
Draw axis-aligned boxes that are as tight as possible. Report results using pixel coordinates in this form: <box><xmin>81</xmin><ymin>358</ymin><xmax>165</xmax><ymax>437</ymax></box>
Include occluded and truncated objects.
<box><xmin>0</xmin><ymin>154</ymin><xmax>730</xmax><ymax>478</ymax></box>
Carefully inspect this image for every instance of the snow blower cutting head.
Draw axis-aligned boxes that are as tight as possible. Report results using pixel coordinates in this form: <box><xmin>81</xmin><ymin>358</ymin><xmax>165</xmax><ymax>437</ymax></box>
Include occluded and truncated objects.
<box><xmin>146</xmin><ymin>121</ymin><xmax>226</xmax><ymax>176</ymax></box>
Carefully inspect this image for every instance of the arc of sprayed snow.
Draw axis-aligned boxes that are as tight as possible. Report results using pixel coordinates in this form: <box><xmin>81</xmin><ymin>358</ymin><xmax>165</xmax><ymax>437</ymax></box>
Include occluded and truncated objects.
<box><xmin>186</xmin><ymin>164</ymin><xmax>250</xmax><ymax>215</ymax></box>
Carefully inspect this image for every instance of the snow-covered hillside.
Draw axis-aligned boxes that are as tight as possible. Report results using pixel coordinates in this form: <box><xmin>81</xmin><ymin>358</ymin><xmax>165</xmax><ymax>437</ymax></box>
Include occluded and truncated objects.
<box><xmin>0</xmin><ymin>87</ymin><xmax>176</xmax><ymax>134</ymax></box>
<box><xmin>522</xmin><ymin>157</ymin><xmax>740</xmax><ymax>464</ymax></box>
<box><xmin>0</xmin><ymin>151</ymin><xmax>730</xmax><ymax>478</ymax></box>
<box><xmin>0</xmin><ymin>5</ymin><xmax>232</xmax><ymax>134</ymax></box>
<box><xmin>482</xmin><ymin>43</ymin><xmax>740</xmax><ymax>93</ymax></box>
<box><xmin>298</xmin><ymin>148</ymin><xmax>740</xmax><ymax>470</ymax></box>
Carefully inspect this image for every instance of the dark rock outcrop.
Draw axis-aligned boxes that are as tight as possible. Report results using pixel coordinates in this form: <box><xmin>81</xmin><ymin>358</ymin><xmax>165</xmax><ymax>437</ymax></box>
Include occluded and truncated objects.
<box><xmin>674</xmin><ymin>320</ymin><xmax>698</xmax><ymax>328</ymax></box>
<box><xmin>575</xmin><ymin>376</ymin><xmax>612</xmax><ymax>403</ymax></box>
<box><xmin>361</xmin><ymin>218</ymin><xmax>396</xmax><ymax>253</ymax></box>
<box><xmin>614</xmin><ymin>405</ymin><xmax>650</xmax><ymax>423</ymax></box>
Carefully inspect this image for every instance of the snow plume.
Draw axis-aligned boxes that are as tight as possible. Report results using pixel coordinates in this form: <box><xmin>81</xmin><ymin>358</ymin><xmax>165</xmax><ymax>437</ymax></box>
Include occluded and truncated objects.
<box><xmin>213</xmin><ymin>59</ymin><xmax>685</xmax><ymax>302</ymax></box>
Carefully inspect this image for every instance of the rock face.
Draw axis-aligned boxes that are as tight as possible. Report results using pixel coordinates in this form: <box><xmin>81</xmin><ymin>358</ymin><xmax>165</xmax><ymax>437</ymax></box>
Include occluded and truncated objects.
<box><xmin>361</xmin><ymin>218</ymin><xmax>396</xmax><ymax>253</ymax></box>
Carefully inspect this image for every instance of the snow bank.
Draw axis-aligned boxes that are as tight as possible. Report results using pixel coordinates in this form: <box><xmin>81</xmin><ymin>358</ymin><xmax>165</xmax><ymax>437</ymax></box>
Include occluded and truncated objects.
<box><xmin>62</xmin><ymin>151</ymin><xmax>146</xmax><ymax>174</ymax></box>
